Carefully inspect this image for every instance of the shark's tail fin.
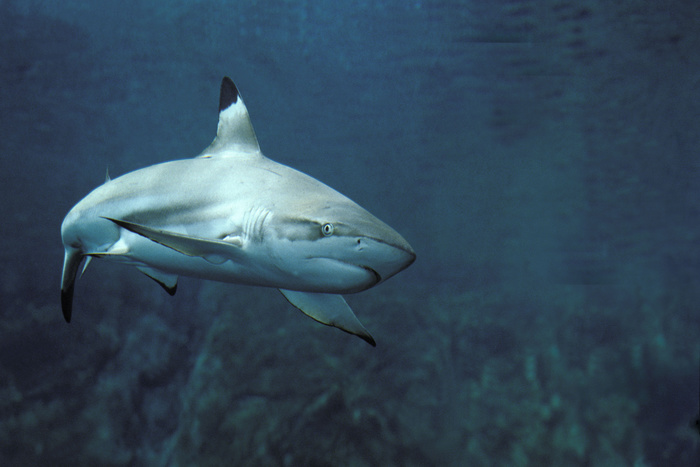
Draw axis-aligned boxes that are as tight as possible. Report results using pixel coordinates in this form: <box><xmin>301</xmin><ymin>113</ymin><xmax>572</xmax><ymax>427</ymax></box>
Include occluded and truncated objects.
<box><xmin>61</xmin><ymin>247</ymin><xmax>84</xmax><ymax>323</ymax></box>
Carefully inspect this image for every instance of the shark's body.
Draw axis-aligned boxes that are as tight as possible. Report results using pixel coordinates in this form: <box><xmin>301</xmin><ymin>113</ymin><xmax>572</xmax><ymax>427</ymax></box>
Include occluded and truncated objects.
<box><xmin>61</xmin><ymin>77</ymin><xmax>415</xmax><ymax>345</ymax></box>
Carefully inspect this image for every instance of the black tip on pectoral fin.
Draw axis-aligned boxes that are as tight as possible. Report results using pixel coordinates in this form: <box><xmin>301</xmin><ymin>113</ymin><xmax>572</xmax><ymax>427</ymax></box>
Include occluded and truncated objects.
<box><xmin>219</xmin><ymin>77</ymin><xmax>239</xmax><ymax>112</ymax></box>
<box><xmin>152</xmin><ymin>277</ymin><xmax>177</xmax><ymax>296</ymax></box>
<box><xmin>278</xmin><ymin>289</ymin><xmax>377</xmax><ymax>347</ymax></box>
<box><xmin>358</xmin><ymin>331</ymin><xmax>377</xmax><ymax>347</ymax></box>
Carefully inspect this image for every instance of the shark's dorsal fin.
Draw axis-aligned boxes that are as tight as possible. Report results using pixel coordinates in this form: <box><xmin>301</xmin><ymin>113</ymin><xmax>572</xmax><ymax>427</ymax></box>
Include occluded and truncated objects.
<box><xmin>198</xmin><ymin>77</ymin><xmax>261</xmax><ymax>158</ymax></box>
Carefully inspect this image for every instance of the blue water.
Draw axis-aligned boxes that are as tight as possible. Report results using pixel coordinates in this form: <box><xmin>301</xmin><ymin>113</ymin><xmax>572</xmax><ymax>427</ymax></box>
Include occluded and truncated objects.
<box><xmin>1</xmin><ymin>0</ymin><xmax>698</xmax><ymax>465</ymax></box>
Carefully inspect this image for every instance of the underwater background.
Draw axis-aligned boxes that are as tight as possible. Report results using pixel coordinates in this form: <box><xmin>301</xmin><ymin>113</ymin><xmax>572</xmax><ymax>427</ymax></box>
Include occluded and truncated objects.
<box><xmin>1</xmin><ymin>0</ymin><xmax>699</xmax><ymax>465</ymax></box>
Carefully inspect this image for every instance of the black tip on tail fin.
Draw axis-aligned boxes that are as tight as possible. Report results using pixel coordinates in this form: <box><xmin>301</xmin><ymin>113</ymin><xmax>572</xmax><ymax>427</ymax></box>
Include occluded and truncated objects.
<box><xmin>61</xmin><ymin>286</ymin><xmax>73</xmax><ymax>323</ymax></box>
<box><xmin>60</xmin><ymin>247</ymin><xmax>83</xmax><ymax>323</ymax></box>
<box><xmin>219</xmin><ymin>77</ymin><xmax>239</xmax><ymax>112</ymax></box>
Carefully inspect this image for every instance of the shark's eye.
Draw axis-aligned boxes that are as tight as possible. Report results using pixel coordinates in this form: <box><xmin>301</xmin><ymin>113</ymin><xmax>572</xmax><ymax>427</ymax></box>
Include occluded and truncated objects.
<box><xmin>321</xmin><ymin>223</ymin><xmax>334</xmax><ymax>236</ymax></box>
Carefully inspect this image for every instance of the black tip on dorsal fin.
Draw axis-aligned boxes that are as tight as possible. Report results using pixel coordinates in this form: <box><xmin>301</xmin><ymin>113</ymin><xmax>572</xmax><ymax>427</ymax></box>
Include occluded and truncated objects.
<box><xmin>198</xmin><ymin>76</ymin><xmax>260</xmax><ymax>157</ymax></box>
<box><xmin>219</xmin><ymin>77</ymin><xmax>239</xmax><ymax>112</ymax></box>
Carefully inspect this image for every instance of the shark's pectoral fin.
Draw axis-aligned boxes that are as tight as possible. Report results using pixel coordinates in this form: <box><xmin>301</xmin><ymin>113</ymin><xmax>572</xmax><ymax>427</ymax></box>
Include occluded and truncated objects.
<box><xmin>279</xmin><ymin>289</ymin><xmax>376</xmax><ymax>346</ymax></box>
<box><xmin>137</xmin><ymin>267</ymin><xmax>178</xmax><ymax>295</ymax></box>
<box><xmin>102</xmin><ymin>217</ymin><xmax>243</xmax><ymax>264</ymax></box>
<box><xmin>61</xmin><ymin>247</ymin><xmax>84</xmax><ymax>323</ymax></box>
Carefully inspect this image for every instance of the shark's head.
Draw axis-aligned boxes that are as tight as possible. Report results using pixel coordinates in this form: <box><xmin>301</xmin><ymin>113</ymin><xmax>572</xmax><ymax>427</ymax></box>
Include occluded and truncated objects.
<box><xmin>194</xmin><ymin>76</ymin><xmax>415</xmax><ymax>294</ymax></box>
<box><xmin>263</xmin><ymin>195</ymin><xmax>415</xmax><ymax>294</ymax></box>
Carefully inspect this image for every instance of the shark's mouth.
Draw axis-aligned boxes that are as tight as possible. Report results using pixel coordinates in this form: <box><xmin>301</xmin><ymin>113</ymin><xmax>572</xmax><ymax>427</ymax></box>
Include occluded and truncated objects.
<box><xmin>336</xmin><ymin>260</ymin><xmax>381</xmax><ymax>287</ymax></box>
<box><xmin>361</xmin><ymin>266</ymin><xmax>382</xmax><ymax>285</ymax></box>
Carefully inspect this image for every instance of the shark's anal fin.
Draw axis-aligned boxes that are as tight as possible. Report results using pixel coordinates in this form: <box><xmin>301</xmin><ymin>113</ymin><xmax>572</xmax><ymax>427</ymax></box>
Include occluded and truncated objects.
<box><xmin>102</xmin><ymin>217</ymin><xmax>243</xmax><ymax>264</ymax></box>
<box><xmin>279</xmin><ymin>290</ymin><xmax>376</xmax><ymax>346</ymax></box>
<box><xmin>137</xmin><ymin>267</ymin><xmax>178</xmax><ymax>295</ymax></box>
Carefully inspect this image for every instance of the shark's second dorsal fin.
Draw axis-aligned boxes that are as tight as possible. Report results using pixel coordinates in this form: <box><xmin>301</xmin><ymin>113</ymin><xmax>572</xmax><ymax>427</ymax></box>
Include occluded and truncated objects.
<box><xmin>198</xmin><ymin>77</ymin><xmax>261</xmax><ymax>158</ymax></box>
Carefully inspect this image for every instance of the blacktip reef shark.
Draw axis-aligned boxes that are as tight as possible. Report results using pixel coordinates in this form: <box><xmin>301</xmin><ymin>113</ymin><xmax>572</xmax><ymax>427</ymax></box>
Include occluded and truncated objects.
<box><xmin>60</xmin><ymin>77</ymin><xmax>415</xmax><ymax>346</ymax></box>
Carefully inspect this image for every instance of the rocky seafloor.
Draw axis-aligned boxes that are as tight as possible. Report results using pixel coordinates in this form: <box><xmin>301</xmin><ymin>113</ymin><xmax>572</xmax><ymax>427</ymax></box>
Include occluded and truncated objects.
<box><xmin>1</xmin><ymin>266</ymin><xmax>697</xmax><ymax>465</ymax></box>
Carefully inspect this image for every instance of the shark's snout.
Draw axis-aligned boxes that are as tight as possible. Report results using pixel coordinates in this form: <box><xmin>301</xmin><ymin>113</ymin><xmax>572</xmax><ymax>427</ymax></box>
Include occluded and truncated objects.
<box><xmin>397</xmin><ymin>242</ymin><xmax>417</xmax><ymax>271</ymax></box>
<box><xmin>361</xmin><ymin>235</ymin><xmax>415</xmax><ymax>284</ymax></box>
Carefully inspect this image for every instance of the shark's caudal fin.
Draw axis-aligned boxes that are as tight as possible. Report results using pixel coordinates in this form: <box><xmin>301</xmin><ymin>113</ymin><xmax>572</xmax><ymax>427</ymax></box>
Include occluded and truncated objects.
<box><xmin>61</xmin><ymin>247</ymin><xmax>84</xmax><ymax>323</ymax></box>
<box><xmin>279</xmin><ymin>289</ymin><xmax>376</xmax><ymax>346</ymax></box>
<box><xmin>198</xmin><ymin>77</ymin><xmax>261</xmax><ymax>157</ymax></box>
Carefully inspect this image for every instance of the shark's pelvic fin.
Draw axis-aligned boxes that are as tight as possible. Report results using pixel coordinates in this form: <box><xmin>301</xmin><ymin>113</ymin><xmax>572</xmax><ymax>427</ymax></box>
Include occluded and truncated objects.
<box><xmin>137</xmin><ymin>267</ymin><xmax>178</xmax><ymax>295</ymax></box>
<box><xmin>102</xmin><ymin>217</ymin><xmax>243</xmax><ymax>265</ymax></box>
<box><xmin>198</xmin><ymin>77</ymin><xmax>261</xmax><ymax>157</ymax></box>
<box><xmin>279</xmin><ymin>289</ymin><xmax>376</xmax><ymax>346</ymax></box>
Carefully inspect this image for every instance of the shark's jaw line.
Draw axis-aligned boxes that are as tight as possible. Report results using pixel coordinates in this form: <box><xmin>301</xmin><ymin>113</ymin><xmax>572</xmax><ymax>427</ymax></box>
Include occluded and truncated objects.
<box><xmin>362</xmin><ymin>265</ymin><xmax>382</xmax><ymax>285</ymax></box>
<box><xmin>60</xmin><ymin>76</ymin><xmax>415</xmax><ymax>345</ymax></box>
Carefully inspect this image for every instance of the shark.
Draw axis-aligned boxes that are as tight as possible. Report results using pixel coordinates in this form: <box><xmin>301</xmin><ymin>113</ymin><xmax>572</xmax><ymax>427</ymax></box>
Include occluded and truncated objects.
<box><xmin>60</xmin><ymin>77</ymin><xmax>415</xmax><ymax>346</ymax></box>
